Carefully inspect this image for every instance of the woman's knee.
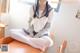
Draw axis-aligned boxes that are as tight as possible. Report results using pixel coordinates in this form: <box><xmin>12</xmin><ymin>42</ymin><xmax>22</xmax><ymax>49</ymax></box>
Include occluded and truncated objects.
<box><xmin>9</xmin><ymin>29</ymin><xmax>22</xmax><ymax>37</ymax></box>
<box><xmin>10</xmin><ymin>29</ymin><xmax>22</xmax><ymax>34</ymax></box>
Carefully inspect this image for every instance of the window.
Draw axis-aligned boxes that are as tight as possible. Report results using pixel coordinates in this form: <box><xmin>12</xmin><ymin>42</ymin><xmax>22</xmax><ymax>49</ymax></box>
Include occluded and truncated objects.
<box><xmin>20</xmin><ymin>0</ymin><xmax>62</xmax><ymax>12</ymax></box>
<box><xmin>0</xmin><ymin>0</ymin><xmax>9</xmax><ymax>13</ymax></box>
<box><xmin>51</xmin><ymin>0</ymin><xmax>62</xmax><ymax>12</ymax></box>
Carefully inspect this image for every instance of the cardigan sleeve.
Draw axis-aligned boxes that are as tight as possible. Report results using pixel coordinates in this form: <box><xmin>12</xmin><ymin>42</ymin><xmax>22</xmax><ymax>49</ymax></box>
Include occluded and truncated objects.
<box><xmin>28</xmin><ymin>6</ymin><xmax>34</xmax><ymax>26</ymax></box>
<box><xmin>34</xmin><ymin>9</ymin><xmax>54</xmax><ymax>38</ymax></box>
<box><xmin>23</xmin><ymin>6</ymin><xmax>34</xmax><ymax>37</ymax></box>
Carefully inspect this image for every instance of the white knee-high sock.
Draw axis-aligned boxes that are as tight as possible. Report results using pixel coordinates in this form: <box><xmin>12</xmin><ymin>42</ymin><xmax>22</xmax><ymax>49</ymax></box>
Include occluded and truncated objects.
<box><xmin>9</xmin><ymin>29</ymin><xmax>52</xmax><ymax>51</ymax></box>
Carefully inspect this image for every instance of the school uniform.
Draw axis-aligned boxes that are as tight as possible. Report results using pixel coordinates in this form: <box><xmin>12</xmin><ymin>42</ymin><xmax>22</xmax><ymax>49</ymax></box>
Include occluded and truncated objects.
<box><xmin>9</xmin><ymin>1</ymin><xmax>54</xmax><ymax>51</ymax></box>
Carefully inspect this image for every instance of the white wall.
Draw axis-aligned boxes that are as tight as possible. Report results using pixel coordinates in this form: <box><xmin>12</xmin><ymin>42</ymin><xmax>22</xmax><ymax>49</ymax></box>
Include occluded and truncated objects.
<box><xmin>9</xmin><ymin>0</ymin><xmax>30</xmax><ymax>29</ymax></box>
<box><xmin>48</xmin><ymin>1</ymin><xmax>80</xmax><ymax>53</ymax></box>
<box><xmin>1</xmin><ymin>0</ymin><xmax>80</xmax><ymax>53</ymax></box>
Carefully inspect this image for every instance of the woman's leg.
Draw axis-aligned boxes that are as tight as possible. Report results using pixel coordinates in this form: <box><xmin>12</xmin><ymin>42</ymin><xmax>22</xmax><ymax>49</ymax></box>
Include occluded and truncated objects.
<box><xmin>27</xmin><ymin>36</ymin><xmax>53</xmax><ymax>51</ymax></box>
<box><xmin>9</xmin><ymin>29</ymin><xmax>44</xmax><ymax>49</ymax></box>
<box><xmin>9</xmin><ymin>29</ymin><xmax>31</xmax><ymax>43</ymax></box>
<box><xmin>9</xmin><ymin>29</ymin><xmax>53</xmax><ymax>51</ymax></box>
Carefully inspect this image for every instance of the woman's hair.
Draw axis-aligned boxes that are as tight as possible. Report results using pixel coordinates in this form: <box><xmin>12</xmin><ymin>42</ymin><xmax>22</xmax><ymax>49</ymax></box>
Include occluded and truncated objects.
<box><xmin>33</xmin><ymin>0</ymin><xmax>53</xmax><ymax>18</ymax></box>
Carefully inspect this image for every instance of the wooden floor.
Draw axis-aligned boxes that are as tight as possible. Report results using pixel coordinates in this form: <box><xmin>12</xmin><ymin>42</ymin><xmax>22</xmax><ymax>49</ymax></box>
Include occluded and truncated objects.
<box><xmin>0</xmin><ymin>41</ymin><xmax>42</xmax><ymax>53</ymax></box>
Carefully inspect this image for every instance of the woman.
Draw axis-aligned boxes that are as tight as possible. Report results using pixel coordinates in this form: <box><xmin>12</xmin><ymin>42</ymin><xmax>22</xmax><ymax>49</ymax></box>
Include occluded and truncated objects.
<box><xmin>9</xmin><ymin>0</ymin><xmax>54</xmax><ymax>51</ymax></box>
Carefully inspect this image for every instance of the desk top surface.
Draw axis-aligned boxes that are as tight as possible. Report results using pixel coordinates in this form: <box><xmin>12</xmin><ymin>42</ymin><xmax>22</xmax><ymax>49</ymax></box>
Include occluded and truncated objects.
<box><xmin>0</xmin><ymin>41</ymin><xmax>42</xmax><ymax>53</ymax></box>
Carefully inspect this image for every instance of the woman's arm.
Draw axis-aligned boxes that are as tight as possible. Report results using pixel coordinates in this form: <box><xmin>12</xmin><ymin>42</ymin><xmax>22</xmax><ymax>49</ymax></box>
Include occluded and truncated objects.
<box><xmin>28</xmin><ymin>5</ymin><xmax>34</xmax><ymax>26</ymax></box>
<box><xmin>23</xmin><ymin>6</ymin><xmax>34</xmax><ymax>37</ymax></box>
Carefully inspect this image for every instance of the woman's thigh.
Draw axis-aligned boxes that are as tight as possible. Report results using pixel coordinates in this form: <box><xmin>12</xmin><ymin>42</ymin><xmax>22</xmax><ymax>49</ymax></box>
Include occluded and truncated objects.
<box><xmin>10</xmin><ymin>29</ymin><xmax>28</xmax><ymax>37</ymax></box>
<box><xmin>9</xmin><ymin>29</ymin><xmax>32</xmax><ymax>41</ymax></box>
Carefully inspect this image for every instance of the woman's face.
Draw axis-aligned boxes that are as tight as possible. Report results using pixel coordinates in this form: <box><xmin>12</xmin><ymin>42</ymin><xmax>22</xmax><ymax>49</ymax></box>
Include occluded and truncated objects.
<box><xmin>39</xmin><ymin>0</ymin><xmax>47</xmax><ymax>3</ymax></box>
